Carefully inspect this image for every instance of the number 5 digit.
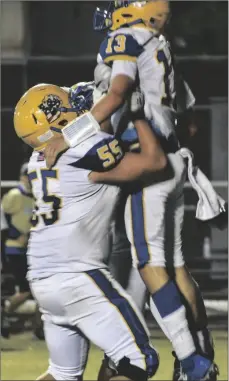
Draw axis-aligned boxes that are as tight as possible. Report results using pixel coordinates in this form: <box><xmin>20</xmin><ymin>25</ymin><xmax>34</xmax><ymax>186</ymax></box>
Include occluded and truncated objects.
<box><xmin>97</xmin><ymin>145</ymin><xmax>115</xmax><ymax>168</ymax></box>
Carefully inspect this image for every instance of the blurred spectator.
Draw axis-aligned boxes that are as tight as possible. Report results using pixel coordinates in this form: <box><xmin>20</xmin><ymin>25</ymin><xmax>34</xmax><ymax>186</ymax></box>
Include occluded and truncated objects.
<box><xmin>1</xmin><ymin>206</ymin><xmax>8</xmax><ymax>271</ymax></box>
<box><xmin>2</xmin><ymin>163</ymin><xmax>33</xmax><ymax>314</ymax></box>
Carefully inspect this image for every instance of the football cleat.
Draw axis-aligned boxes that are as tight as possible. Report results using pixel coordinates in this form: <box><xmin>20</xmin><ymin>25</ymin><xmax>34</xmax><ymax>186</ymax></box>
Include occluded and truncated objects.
<box><xmin>178</xmin><ymin>356</ymin><xmax>219</xmax><ymax>381</ymax></box>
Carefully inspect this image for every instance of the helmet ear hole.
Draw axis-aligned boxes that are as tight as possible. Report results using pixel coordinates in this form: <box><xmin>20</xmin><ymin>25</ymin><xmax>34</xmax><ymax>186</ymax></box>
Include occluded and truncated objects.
<box><xmin>58</xmin><ymin>119</ymin><xmax>68</xmax><ymax>127</ymax></box>
<box><xmin>32</xmin><ymin>114</ymin><xmax>38</xmax><ymax>124</ymax></box>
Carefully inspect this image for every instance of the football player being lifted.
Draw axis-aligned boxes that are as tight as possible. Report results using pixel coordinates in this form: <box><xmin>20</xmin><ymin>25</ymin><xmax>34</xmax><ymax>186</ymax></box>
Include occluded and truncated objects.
<box><xmin>44</xmin><ymin>2</ymin><xmax>218</xmax><ymax>381</ymax></box>
<box><xmin>13</xmin><ymin>83</ymin><xmax>171</xmax><ymax>381</ymax></box>
<box><xmin>92</xmin><ymin>2</ymin><xmax>218</xmax><ymax>380</ymax></box>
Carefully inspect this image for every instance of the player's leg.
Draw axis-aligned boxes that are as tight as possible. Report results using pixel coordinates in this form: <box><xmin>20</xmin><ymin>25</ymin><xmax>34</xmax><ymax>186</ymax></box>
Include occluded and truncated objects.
<box><xmin>169</xmin><ymin>164</ymin><xmax>217</xmax><ymax>379</ymax></box>
<box><xmin>36</xmin><ymin>322</ymin><xmax>89</xmax><ymax>381</ymax></box>
<box><xmin>67</xmin><ymin>269</ymin><xmax>159</xmax><ymax>381</ymax></box>
<box><xmin>126</xmin><ymin>188</ymin><xmax>196</xmax><ymax>358</ymax></box>
<box><xmin>125</xmin><ymin>266</ymin><xmax>147</xmax><ymax>313</ymax></box>
<box><xmin>175</xmin><ymin>266</ymin><xmax>215</xmax><ymax>360</ymax></box>
<box><xmin>110</xmin><ymin>193</ymin><xmax>147</xmax><ymax>312</ymax></box>
<box><xmin>31</xmin><ymin>271</ymin><xmax>158</xmax><ymax>381</ymax></box>
<box><xmin>31</xmin><ymin>277</ymin><xmax>90</xmax><ymax>381</ymax></box>
<box><xmin>125</xmin><ymin>153</ymin><xmax>213</xmax><ymax>380</ymax></box>
<box><xmin>172</xmin><ymin>266</ymin><xmax>218</xmax><ymax>380</ymax></box>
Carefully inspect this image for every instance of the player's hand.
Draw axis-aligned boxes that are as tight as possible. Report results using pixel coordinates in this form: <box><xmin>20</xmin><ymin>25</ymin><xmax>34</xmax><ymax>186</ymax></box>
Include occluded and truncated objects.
<box><xmin>44</xmin><ymin>136</ymin><xmax>69</xmax><ymax>168</ymax></box>
<box><xmin>130</xmin><ymin>88</ymin><xmax>144</xmax><ymax>113</ymax></box>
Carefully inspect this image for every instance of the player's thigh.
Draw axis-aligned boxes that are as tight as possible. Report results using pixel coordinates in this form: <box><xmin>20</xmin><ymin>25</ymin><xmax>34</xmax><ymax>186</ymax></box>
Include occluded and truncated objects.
<box><xmin>125</xmin><ymin>181</ymin><xmax>185</xmax><ymax>269</ymax></box>
<box><xmin>44</xmin><ymin>320</ymin><xmax>89</xmax><ymax>379</ymax></box>
<box><xmin>74</xmin><ymin>269</ymin><xmax>152</xmax><ymax>371</ymax></box>
<box><xmin>31</xmin><ymin>272</ymin><xmax>154</xmax><ymax>372</ymax></box>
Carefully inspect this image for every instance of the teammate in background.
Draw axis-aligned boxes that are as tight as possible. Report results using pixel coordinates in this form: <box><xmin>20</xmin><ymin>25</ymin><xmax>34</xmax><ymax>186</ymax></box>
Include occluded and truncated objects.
<box><xmin>13</xmin><ymin>83</ymin><xmax>167</xmax><ymax>381</ymax></box>
<box><xmin>1</xmin><ymin>206</ymin><xmax>10</xmax><ymax>338</ymax></box>
<box><xmin>2</xmin><ymin>164</ymin><xmax>34</xmax><ymax>315</ymax></box>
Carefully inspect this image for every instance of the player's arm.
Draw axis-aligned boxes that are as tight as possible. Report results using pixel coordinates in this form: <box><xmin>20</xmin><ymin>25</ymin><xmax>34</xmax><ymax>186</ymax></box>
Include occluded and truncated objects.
<box><xmin>90</xmin><ymin>73</ymin><xmax>134</xmax><ymax>126</ymax></box>
<box><xmin>90</xmin><ymin>34</ymin><xmax>140</xmax><ymax>126</ymax></box>
<box><xmin>2</xmin><ymin>190</ymin><xmax>22</xmax><ymax>215</ymax></box>
<box><xmin>89</xmin><ymin>119</ymin><xmax>168</xmax><ymax>185</ymax></box>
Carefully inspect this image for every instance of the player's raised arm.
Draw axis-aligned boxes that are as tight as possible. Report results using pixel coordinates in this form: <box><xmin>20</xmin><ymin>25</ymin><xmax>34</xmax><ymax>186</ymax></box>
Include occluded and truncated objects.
<box><xmin>89</xmin><ymin>119</ymin><xmax>169</xmax><ymax>185</ymax></box>
<box><xmin>91</xmin><ymin>73</ymin><xmax>134</xmax><ymax>126</ymax></box>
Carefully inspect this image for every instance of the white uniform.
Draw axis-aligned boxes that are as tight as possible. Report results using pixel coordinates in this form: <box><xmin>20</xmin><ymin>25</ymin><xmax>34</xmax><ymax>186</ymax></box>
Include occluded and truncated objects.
<box><xmin>98</xmin><ymin>27</ymin><xmax>186</xmax><ymax>269</ymax></box>
<box><xmin>27</xmin><ymin>131</ymin><xmax>154</xmax><ymax>379</ymax></box>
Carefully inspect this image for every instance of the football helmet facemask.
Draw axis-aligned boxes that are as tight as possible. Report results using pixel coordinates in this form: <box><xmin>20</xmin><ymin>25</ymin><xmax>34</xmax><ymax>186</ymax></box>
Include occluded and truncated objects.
<box><xmin>69</xmin><ymin>81</ymin><xmax>95</xmax><ymax>115</ymax></box>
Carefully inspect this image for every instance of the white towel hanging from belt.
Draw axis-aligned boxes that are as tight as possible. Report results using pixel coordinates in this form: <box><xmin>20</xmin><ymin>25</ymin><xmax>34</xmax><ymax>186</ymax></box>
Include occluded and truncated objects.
<box><xmin>179</xmin><ymin>147</ymin><xmax>226</xmax><ymax>221</ymax></box>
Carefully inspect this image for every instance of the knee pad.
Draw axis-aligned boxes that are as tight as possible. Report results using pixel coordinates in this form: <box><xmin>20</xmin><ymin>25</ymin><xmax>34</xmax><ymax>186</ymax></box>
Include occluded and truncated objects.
<box><xmin>48</xmin><ymin>360</ymin><xmax>83</xmax><ymax>381</ymax></box>
<box><xmin>117</xmin><ymin>346</ymin><xmax>159</xmax><ymax>381</ymax></box>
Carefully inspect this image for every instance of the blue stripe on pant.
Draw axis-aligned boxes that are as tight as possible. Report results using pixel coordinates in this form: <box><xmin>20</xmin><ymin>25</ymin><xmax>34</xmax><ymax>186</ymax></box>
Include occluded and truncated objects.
<box><xmin>86</xmin><ymin>269</ymin><xmax>148</xmax><ymax>346</ymax></box>
<box><xmin>86</xmin><ymin>269</ymin><xmax>159</xmax><ymax>377</ymax></box>
<box><xmin>131</xmin><ymin>191</ymin><xmax>150</xmax><ymax>268</ymax></box>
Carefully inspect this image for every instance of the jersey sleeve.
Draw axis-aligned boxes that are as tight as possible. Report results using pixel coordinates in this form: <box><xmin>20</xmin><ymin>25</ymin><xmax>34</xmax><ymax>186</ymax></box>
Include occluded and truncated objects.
<box><xmin>99</xmin><ymin>33</ymin><xmax>144</xmax><ymax>64</ymax></box>
<box><xmin>68</xmin><ymin>132</ymin><xmax>125</xmax><ymax>172</ymax></box>
<box><xmin>111</xmin><ymin>60</ymin><xmax>137</xmax><ymax>82</ymax></box>
<box><xmin>2</xmin><ymin>189</ymin><xmax>23</xmax><ymax>215</ymax></box>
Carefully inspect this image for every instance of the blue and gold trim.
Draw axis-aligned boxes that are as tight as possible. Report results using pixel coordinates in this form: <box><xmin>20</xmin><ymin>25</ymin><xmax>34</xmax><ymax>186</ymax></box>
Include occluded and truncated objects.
<box><xmin>100</xmin><ymin>33</ymin><xmax>143</xmax><ymax>63</ymax></box>
<box><xmin>130</xmin><ymin>189</ymin><xmax>151</xmax><ymax>269</ymax></box>
<box><xmin>70</xmin><ymin>137</ymin><xmax>124</xmax><ymax>172</ymax></box>
<box><xmin>104</xmin><ymin>54</ymin><xmax>137</xmax><ymax>63</ymax></box>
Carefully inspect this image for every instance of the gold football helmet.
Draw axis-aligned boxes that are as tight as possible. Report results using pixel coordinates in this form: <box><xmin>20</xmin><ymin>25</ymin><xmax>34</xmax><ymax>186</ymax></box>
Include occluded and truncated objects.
<box><xmin>110</xmin><ymin>0</ymin><xmax>170</xmax><ymax>32</ymax></box>
<box><xmin>14</xmin><ymin>84</ymin><xmax>77</xmax><ymax>151</ymax></box>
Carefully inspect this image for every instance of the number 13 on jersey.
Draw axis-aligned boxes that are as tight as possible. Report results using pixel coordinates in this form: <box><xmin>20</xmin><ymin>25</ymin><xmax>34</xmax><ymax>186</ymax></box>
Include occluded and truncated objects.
<box><xmin>105</xmin><ymin>35</ymin><xmax>127</xmax><ymax>54</ymax></box>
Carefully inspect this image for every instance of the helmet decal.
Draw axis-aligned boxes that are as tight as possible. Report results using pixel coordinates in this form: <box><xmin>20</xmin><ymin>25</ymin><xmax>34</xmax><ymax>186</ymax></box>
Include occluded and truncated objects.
<box><xmin>38</xmin><ymin>94</ymin><xmax>62</xmax><ymax>123</ymax></box>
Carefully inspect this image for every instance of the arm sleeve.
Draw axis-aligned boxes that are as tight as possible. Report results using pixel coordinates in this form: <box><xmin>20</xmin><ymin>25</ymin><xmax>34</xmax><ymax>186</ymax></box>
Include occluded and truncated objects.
<box><xmin>2</xmin><ymin>189</ymin><xmax>23</xmax><ymax>215</ymax></box>
<box><xmin>110</xmin><ymin>60</ymin><xmax>137</xmax><ymax>82</ymax></box>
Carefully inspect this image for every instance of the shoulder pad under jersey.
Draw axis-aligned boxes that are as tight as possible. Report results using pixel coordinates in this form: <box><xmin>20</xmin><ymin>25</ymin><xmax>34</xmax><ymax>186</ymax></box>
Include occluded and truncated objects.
<box><xmin>69</xmin><ymin>136</ymin><xmax>125</xmax><ymax>172</ymax></box>
<box><xmin>99</xmin><ymin>33</ymin><xmax>144</xmax><ymax>64</ymax></box>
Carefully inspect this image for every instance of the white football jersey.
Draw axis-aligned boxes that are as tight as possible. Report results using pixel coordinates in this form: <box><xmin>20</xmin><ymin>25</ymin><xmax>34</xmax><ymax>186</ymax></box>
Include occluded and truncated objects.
<box><xmin>27</xmin><ymin>132</ymin><xmax>123</xmax><ymax>280</ymax></box>
<box><xmin>98</xmin><ymin>27</ymin><xmax>179</xmax><ymax>150</ymax></box>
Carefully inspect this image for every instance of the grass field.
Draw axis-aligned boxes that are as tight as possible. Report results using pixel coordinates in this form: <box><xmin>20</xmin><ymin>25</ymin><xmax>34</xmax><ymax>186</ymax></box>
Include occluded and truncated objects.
<box><xmin>1</xmin><ymin>331</ymin><xmax>228</xmax><ymax>380</ymax></box>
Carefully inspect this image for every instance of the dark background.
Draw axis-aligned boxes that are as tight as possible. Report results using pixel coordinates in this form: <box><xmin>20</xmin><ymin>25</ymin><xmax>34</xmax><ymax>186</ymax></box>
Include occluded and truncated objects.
<box><xmin>1</xmin><ymin>1</ymin><xmax>228</xmax><ymax>180</ymax></box>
